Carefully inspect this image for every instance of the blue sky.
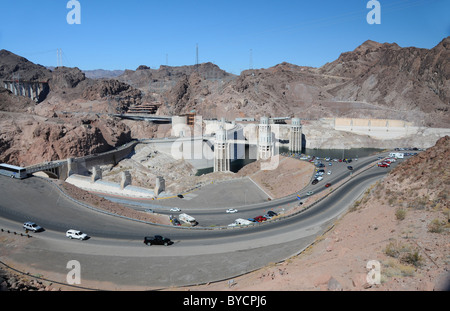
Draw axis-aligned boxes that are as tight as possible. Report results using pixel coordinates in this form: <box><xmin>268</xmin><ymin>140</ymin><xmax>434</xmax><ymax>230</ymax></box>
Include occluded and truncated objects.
<box><xmin>0</xmin><ymin>0</ymin><xmax>449</xmax><ymax>74</ymax></box>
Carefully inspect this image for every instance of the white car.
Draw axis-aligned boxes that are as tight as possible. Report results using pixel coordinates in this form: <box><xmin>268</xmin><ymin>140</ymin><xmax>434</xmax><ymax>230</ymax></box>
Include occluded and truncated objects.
<box><xmin>66</xmin><ymin>229</ymin><xmax>88</xmax><ymax>240</ymax></box>
<box><xmin>170</xmin><ymin>207</ymin><xmax>181</xmax><ymax>212</ymax></box>
<box><xmin>327</xmin><ymin>171</ymin><xmax>332</xmax><ymax>175</ymax></box>
<box><xmin>226</xmin><ymin>209</ymin><xmax>238</xmax><ymax>214</ymax></box>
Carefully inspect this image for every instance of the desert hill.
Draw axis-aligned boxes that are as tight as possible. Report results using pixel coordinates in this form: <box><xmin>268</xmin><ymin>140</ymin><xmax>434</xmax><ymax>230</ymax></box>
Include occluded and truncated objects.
<box><xmin>0</xmin><ymin>38</ymin><xmax>449</xmax><ymax>166</ymax></box>
<box><xmin>113</xmin><ymin>37</ymin><xmax>449</xmax><ymax>126</ymax></box>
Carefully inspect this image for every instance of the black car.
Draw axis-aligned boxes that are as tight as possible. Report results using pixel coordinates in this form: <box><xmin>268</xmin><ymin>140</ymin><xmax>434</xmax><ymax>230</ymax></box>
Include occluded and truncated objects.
<box><xmin>177</xmin><ymin>194</ymin><xmax>184</xmax><ymax>198</ymax></box>
<box><xmin>312</xmin><ymin>179</ymin><xmax>319</xmax><ymax>185</ymax></box>
<box><xmin>347</xmin><ymin>166</ymin><xmax>353</xmax><ymax>170</ymax></box>
<box><xmin>267</xmin><ymin>210</ymin><xmax>278</xmax><ymax>217</ymax></box>
<box><xmin>144</xmin><ymin>235</ymin><xmax>172</xmax><ymax>246</ymax></box>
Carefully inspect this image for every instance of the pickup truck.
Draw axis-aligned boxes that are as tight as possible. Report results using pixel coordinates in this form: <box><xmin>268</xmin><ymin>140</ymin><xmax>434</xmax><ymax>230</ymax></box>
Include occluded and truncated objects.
<box><xmin>144</xmin><ymin>235</ymin><xmax>172</xmax><ymax>246</ymax></box>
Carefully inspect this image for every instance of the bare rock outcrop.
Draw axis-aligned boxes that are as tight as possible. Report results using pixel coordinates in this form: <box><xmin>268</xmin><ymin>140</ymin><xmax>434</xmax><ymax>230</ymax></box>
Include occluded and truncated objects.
<box><xmin>0</xmin><ymin>49</ymin><xmax>52</xmax><ymax>82</ymax></box>
<box><xmin>82</xmin><ymin>79</ymin><xmax>143</xmax><ymax>111</ymax></box>
<box><xmin>0</xmin><ymin>113</ymin><xmax>132</xmax><ymax>166</ymax></box>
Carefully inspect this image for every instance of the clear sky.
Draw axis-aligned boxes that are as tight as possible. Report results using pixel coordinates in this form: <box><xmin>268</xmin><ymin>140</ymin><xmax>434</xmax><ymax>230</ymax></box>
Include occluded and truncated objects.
<box><xmin>0</xmin><ymin>0</ymin><xmax>448</xmax><ymax>74</ymax></box>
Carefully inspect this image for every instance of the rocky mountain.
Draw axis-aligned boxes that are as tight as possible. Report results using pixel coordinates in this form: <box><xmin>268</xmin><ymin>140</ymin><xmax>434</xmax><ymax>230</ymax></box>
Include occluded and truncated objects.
<box><xmin>118</xmin><ymin>62</ymin><xmax>234</xmax><ymax>90</ymax></box>
<box><xmin>0</xmin><ymin>37</ymin><xmax>449</xmax><ymax>165</ymax></box>
<box><xmin>114</xmin><ymin>37</ymin><xmax>449</xmax><ymax>126</ymax></box>
<box><xmin>0</xmin><ymin>52</ymin><xmax>148</xmax><ymax>166</ymax></box>
<box><xmin>320</xmin><ymin>37</ymin><xmax>450</xmax><ymax>126</ymax></box>
<box><xmin>82</xmin><ymin>69</ymin><xmax>124</xmax><ymax>79</ymax></box>
<box><xmin>0</xmin><ymin>49</ymin><xmax>52</xmax><ymax>82</ymax></box>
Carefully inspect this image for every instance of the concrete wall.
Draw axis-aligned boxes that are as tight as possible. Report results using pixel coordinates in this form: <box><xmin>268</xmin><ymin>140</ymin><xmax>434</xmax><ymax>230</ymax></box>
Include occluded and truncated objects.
<box><xmin>69</xmin><ymin>140</ymin><xmax>139</xmax><ymax>176</ymax></box>
<box><xmin>333</xmin><ymin>117</ymin><xmax>418</xmax><ymax>139</ymax></box>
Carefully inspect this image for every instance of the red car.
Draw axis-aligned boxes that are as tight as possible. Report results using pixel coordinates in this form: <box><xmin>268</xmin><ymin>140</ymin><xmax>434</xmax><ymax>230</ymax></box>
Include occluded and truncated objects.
<box><xmin>378</xmin><ymin>163</ymin><xmax>389</xmax><ymax>168</ymax></box>
<box><xmin>325</xmin><ymin>183</ymin><xmax>332</xmax><ymax>187</ymax></box>
<box><xmin>254</xmin><ymin>216</ymin><xmax>267</xmax><ymax>222</ymax></box>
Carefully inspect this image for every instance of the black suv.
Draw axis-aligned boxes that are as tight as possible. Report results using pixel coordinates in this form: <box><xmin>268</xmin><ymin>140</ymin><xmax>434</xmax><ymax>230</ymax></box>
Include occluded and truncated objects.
<box><xmin>144</xmin><ymin>235</ymin><xmax>172</xmax><ymax>246</ymax></box>
<box><xmin>267</xmin><ymin>211</ymin><xmax>278</xmax><ymax>217</ymax></box>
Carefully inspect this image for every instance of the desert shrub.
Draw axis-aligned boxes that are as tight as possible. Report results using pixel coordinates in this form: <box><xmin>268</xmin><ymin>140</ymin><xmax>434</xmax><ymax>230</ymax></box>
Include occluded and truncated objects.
<box><xmin>401</xmin><ymin>249</ymin><xmax>423</xmax><ymax>267</ymax></box>
<box><xmin>383</xmin><ymin>240</ymin><xmax>423</xmax><ymax>267</ymax></box>
<box><xmin>383</xmin><ymin>259</ymin><xmax>416</xmax><ymax>277</ymax></box>
<box><xmin>395</xmin><ymin>208</ymin><xmax>406</xmax><ymax>220</ymax></box>
<box><xmin>428</xmin><ymin>218</ymin><xmax>446</xmax><ymax>233</ymax></box>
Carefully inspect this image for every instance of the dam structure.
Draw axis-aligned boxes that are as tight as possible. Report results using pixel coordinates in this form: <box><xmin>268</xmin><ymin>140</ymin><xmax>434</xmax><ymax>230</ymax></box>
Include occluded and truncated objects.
<box><xmin>289</xmin><ymin>117</ymin><xmax>302</xmax><ymax>152</ymax></box>
<box><xmin>213</xmin><ymin>126</ymin><xmax>231</xmax><ymax>172</ymax></box>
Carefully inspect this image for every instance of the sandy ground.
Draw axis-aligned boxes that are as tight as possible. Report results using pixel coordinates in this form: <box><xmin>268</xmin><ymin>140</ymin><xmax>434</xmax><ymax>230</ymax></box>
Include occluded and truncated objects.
<box><xmin>236</xmin><ymin>156</ymin><xmax>315</xmax><ymax>199</ymax></box>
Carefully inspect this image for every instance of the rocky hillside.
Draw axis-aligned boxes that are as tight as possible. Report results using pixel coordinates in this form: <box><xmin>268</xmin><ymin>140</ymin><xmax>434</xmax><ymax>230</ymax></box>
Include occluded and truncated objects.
<box><xmin>116</xmin><ymin>37</ymin><xmax>449</xmax><ymax>127</ymax></box>
<box><xmin>0</xmin><ymin>52</ymin><xmax>153</xmax><ymax>167</ymax></box>
<box><xmin>0</xmin><ymin>49</ymin><xmax>52</xmax><ymax>82</ymax></box>
<box><xmin>382</xmin><ymin>135</ymin><xmax>449</xmax><ymax>211</ymax></box>
<box><xmin>320</xmin><ymin>38</ymin><xmax>450</xmax><ymax>127</ymax></box>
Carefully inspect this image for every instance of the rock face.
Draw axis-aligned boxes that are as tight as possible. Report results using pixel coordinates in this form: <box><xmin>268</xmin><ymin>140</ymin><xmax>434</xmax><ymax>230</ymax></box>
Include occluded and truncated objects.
<box><xmin>320</xmin><ymin>38</ymin><xmax>450</xmax><ymax>126</ymax></box>
<box><xmin>0</xmin><ymin>113</ymin><xmax>132</xmax><ymax>166</ymax></box>
<box><xmin>119</xmin><ymin>37</ymin><xmax>449</xmax><ymax>127</ymax></box>
<box><xmin>386</xmin><ymin>135</ymin><xmax>450</xmax><ymax>208</ymax></box>
<box><xmin>82</xmin><ymin>79</ymin><xmax>143</xmax><ymax>112</ymax></box>
<box><xmin>0</xmin><ymin>49</ymin><xmax>52</xmax><ymax>82</ymax></box>
<box><xmin>0</xmin><ymin>87</ymin><xmax>36</xmax><ymax>112</ymax></box>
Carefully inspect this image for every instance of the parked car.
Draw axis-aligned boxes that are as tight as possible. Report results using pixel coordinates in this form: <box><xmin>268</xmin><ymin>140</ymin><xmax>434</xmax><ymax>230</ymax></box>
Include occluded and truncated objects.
<box><xmin>143</xmin><ymin>235</ymin><xmax>172</xmax><ymax>246</ymax></box>
<box><xmin>23</xmin><ymin>222</ymin><xmax>43</xmax><ymax>232</ymax></box>
<box><xmin>254</xmin><ymin>216</ymin><xmax>267</xmax><ymax>222</ymax></box>
<box><xmin>66</xmin><ymin>229</ymin><xmax>88</xmax><ymax>240</ymax></box>
<box><xmin>226</xmin><ymin>208</ymin><xmax>238</xmax><ymax>214</ymax></box>
<box><xmin>312</xmin><ymin>179</ymin><xmax>319</xmax><ymax>185</ymax></box>
<box><xmin>172</xmin><ymin>218</ymin><xmax>181</xmax><ymax>226</ymax></box>
<box><xmin>378</xmin><ymin>163</ymin><xmax>389</xmax><ymax>168</ymax></box>
<box><xmin>145</xmin><ymin>208</ymin><xmax>154</xmax><ymax>213</ymax></box>
<box><xmin>177</xmin><ymin>194</ymin><xmax>184</xmax><ymax>198</ymax></box>
<box><xmin>306</xmin><ymin>191</ymin><xmax>314</xmax><ymax>196</ymax></box>
<box><xmin>325</xmin><ymin>183</ymin><xmax>332</xmax><ymax>188</ymax></box>
<box><xmin>267</xmin><ymin>211</ymin><xmax>278</xmax><ymax>217</ymax></box>
<box><xmin>247</xmin><ymin>218</ymin><xmax>257</xmax><ymax>222</ymax></box>
<box><xmin>347</xmin><ymin>166</ymin><xmax>353</xmax><ymax>170</ymax></box>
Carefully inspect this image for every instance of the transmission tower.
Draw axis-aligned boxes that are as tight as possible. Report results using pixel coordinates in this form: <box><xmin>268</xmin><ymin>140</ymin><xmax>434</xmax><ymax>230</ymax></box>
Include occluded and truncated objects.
<box><xmin>196</xmin><ymin>43</ymin><xmax>199</xmax><ymax>72</ymax></box>
<box><xmin>57</xmin><ymin>49</ymin><xmax>63</xmax><ymax>67</ymax></box>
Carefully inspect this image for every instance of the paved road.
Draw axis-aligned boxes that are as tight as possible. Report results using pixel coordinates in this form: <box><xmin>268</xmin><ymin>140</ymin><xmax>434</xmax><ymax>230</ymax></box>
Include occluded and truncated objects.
<box><xmin>101</xmin><ymin>152</ymin><xmax>389</xmax><ymax>227</ymax></box>
<box><xmin>0</xmin><ymin>157</ymin><xmax>393</xmax><ymax>288</ymax></box>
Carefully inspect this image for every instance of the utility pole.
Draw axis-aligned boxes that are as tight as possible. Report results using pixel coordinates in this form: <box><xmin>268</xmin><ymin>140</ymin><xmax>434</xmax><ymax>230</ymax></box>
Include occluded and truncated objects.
<box><xmin>196</xmin><ymin>43</ymin><xmax>199</xmax><ymax>72</ymax></box>
<box><xmin>57</xmin><ymin>49</ymin><xmax>63</xmax><ymax>67</ymax></box>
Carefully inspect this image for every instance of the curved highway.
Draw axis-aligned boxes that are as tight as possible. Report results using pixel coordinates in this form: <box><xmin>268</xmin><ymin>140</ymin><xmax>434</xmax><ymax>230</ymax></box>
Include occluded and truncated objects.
<box><xmin>0</xmin><ymin>153</ymin><xmax>397</xmax><ymax>288</ymax></box>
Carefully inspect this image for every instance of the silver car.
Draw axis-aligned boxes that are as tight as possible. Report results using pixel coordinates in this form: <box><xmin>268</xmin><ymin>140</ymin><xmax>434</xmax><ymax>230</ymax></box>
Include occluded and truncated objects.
<box><xmin>23</xmin><ymin>222</ymin><xmax>44</xmax><ymax>232</ymax></box>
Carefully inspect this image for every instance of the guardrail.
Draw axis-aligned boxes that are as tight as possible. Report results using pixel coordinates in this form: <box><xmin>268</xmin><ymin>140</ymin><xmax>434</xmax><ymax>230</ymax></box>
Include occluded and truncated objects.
<box><xmin>0</xmin><ymin>228</ymin><xmax>32</xmax><ymax>238</ymax></box>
